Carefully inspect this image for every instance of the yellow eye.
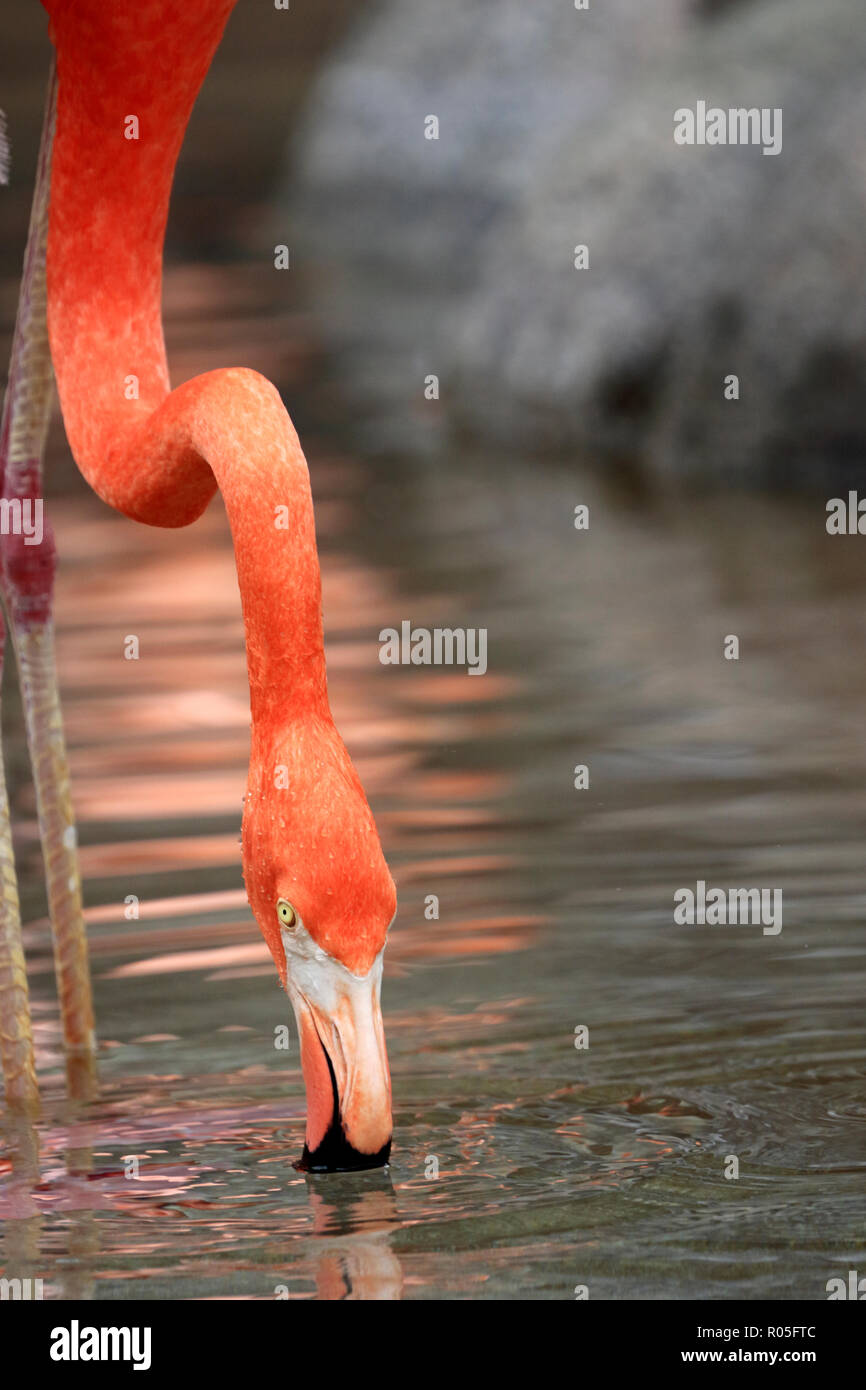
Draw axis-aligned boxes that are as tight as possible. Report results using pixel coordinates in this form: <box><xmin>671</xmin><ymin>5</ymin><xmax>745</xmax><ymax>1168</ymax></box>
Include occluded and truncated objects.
<box><xmin>277</xmin><ymin>899</ymin><xmax>297</xmax><ymax>929</ymax></box>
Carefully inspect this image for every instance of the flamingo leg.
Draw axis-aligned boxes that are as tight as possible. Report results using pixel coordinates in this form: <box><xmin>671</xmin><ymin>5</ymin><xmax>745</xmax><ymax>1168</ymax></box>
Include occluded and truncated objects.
<box><xmin>0</xmin><ymin>623</ymin><xmax>38</xmax><ymax>1112</ymax></box>
<box><xmin>0</xmin><ymin>59</ymin><xmax>96</xmax><ymax>1104</ymax></box>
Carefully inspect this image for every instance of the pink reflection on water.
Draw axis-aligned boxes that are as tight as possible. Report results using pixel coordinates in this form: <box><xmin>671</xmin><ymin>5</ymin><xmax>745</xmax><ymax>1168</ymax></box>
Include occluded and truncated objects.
<box><xmin>104</xmin><ymin>944</ymin><xmax>270</xmax><ymax>979</ymax></box>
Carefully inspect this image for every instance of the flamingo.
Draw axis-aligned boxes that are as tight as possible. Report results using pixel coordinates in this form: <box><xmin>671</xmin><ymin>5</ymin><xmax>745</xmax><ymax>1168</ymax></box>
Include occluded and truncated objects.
<box><xmin>0</xmin><ymin>0</ymin><xmax>396</xmax><ymax>1172</ymax></box>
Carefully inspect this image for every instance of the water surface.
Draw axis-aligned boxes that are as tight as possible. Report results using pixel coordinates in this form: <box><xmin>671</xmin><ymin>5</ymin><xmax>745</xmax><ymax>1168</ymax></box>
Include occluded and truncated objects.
<box><xmin>0</xmin><ymin>268</ymin><xmax>864</xmax><ymax>1301</ymax></box>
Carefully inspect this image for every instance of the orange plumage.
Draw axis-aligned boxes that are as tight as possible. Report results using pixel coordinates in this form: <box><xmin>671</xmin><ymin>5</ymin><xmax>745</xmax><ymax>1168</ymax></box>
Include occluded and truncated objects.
<box><xmin>41</xmin><ymin>0</ymin><xmax>395</xmax><ymax>1169</ymax></box>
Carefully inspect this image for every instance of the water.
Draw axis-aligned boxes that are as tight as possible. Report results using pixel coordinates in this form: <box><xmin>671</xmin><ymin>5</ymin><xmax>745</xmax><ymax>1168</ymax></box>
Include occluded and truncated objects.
<box><xmin>1</xmin><ymin>267</ymin><xmax>865</xmax><ymax>1301</ymax></box>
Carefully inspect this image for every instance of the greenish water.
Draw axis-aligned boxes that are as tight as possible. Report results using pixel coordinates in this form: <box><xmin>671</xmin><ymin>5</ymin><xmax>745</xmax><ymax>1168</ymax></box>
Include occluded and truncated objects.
<box><xmin>0</xmin><ymin>401</ymin><xmax>865</xmax><ymax>1299</ymax></box>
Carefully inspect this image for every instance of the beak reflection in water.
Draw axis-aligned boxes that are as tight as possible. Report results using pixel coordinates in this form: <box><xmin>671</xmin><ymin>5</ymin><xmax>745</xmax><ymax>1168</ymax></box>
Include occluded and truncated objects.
<box><xmin>282</xmin><ymin>923</ymin><xmax>392</xmax><ymax>1172</ymax></box>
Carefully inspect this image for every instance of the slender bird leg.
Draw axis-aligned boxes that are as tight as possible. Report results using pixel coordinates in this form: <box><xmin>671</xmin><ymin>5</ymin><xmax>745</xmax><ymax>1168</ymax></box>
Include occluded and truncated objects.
<box><xmin>0</xmin><ymin>35</ymin><xmax>38</xmax><ymax>1116</ymax></box>
<box><xmin>0</xmin><ymin>103</ymin><xmax>40</xmax><ymax>1115</ymax></box>
<box><xmin>0</xmin><ymin>59</ymin><xmax>96</xmax><ymax>1103</ymax></box>
<box><xmin>0</xmin><ymin>618</ymin><xmax>38</xmax><ymax>1112</ymax></box>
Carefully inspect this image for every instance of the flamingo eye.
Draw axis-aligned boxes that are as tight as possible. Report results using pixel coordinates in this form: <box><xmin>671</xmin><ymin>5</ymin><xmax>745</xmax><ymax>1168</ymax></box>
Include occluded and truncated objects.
<box><xmin>277</xmin><ymin>899</ymin><xmax>297</xmax><ymax>929</ymax></box>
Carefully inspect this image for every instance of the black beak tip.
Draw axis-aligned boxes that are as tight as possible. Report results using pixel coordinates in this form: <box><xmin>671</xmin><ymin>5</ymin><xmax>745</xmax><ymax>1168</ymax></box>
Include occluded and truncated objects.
<box><xmin>294</xmin><ymin>1131</ymin><xmax>391</xmax><ymax>1174</ymax></box>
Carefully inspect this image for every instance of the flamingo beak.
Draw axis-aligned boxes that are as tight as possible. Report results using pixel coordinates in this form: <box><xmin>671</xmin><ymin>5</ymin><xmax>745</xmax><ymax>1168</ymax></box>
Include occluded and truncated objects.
<box><xmin>282</xmin><ymin>931</ymin><xmax>392</xmax><ymax>1172</ymax></box>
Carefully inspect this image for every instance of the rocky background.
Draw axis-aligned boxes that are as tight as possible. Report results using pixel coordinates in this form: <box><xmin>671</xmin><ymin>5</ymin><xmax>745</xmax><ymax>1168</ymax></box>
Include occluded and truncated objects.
<box><xmin>285</xmin><ymin>0</ymin><xmax>866</xmax><ymax>488</ymax></box>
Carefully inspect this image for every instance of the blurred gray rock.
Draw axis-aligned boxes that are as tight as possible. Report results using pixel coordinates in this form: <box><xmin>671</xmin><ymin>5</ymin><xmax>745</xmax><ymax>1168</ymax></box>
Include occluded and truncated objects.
<box><xmin>286</xmin><ymin>0</ymin><xmax>866</xmax><ymax>487</ymax></box>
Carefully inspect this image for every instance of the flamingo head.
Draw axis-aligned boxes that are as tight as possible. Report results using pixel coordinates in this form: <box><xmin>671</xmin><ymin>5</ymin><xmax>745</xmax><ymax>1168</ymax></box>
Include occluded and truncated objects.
<box><xmin>242</xmin><ymin>719</ymin><xmax>396</xmax><ymax>1172</ymax></box>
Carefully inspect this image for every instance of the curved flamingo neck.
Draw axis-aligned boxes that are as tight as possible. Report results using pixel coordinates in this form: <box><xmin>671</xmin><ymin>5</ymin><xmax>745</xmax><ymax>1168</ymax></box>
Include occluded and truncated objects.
<box><xmin>43</xmin><ymin>0</ymin><xmax>329</xmax><ymax>728</ymax></box>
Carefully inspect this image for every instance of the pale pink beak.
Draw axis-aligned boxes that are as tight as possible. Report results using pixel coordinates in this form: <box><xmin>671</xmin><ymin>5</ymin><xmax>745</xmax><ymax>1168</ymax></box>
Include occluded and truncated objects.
<box><xmin>284</xmin><ymin>937</ymin><xmax>392</xmax><ymax>1172</ymax></box>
